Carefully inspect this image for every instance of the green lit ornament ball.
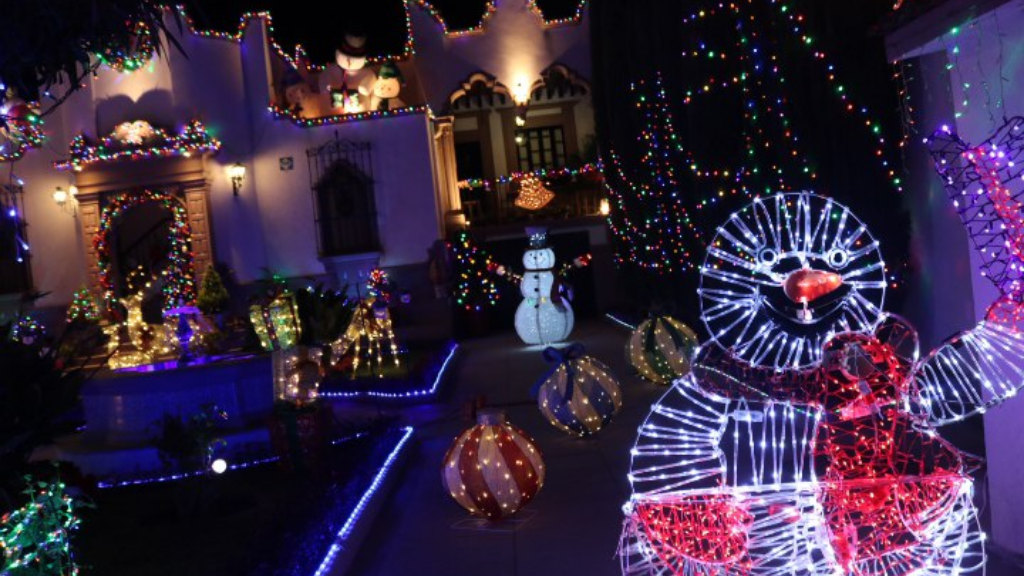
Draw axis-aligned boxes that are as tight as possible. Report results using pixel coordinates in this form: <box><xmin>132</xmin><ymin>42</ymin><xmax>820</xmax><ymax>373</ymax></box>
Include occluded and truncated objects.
<box><xmin>625</xmin><ymin>315</ymin><xmax>699</xmax><ymax>385</ymax></box>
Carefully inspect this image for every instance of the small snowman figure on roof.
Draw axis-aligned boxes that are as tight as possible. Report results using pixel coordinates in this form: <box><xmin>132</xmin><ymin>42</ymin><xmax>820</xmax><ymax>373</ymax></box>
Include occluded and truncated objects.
<box><xmin>320</xmin><ymin>32</ymin><xmax>376</xmax><ymax>114</ymax></box>
<box><xmin>370</xmin><ymin>62</ymin><xmax>406</xmax><ymax>111</ymax></box>
<box><xmin>280</xmin><ymin>68</ymin><xmax>311</xmax><ymax>115</ymax></box>
<box><xmin>514</xmin><ymin>227</ymin><xmax>574</xmax><ymax>345</ymax></box>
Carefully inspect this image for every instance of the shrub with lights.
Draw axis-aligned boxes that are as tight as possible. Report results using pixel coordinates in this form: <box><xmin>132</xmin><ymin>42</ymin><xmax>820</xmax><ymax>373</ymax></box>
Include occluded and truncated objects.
<box><xmin>442</xmin><ymin>409</ymin><xmax>545</xmax><ymax>521</ymax></box>
<box><xmin>66</xmin><ymin>286</ymin><xmax>100</xmax><ymax>325</ymax></box>
<box><xmin>0</xmin><ymin>474</ymin><xmax>90</xmax><ymax>576</ymax></box>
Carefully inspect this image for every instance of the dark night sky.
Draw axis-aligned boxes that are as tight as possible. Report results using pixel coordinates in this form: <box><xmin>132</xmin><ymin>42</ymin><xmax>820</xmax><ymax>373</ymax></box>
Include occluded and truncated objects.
<box><xmin>181</xmin><ymin>0</ymin><xmax>584</xmax><ymax>63</ymax></box>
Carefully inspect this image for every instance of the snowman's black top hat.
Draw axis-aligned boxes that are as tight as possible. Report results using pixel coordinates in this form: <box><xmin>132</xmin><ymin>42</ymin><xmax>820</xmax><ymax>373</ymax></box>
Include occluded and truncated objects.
<box><xmin>336</xmin><ymin>32</ymin><xmax>367</xmax><ymax>58</ymax></box>
<box><xmin>526</xmin><ymin>226</ymin><xmax>548</xmax><ymax>248</ymax></box>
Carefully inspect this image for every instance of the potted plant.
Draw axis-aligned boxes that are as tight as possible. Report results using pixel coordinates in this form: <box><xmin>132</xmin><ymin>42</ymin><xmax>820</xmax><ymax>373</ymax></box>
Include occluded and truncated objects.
<box><xmin>196</xmin><ymin>267</ymin><xmax>230</xmax><ymax>330</ymax></box>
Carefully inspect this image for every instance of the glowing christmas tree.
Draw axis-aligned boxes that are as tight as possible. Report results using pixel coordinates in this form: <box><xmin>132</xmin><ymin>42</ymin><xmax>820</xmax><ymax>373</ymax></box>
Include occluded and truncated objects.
<box><xmin>66</xmin><ymin>285</ymin><xmax>100</xmax><ymax>324</ymax></box>
<box><xmin>448</xmin><ymin>231</ymin><xmax>501</xmax><ymax>311</ymax></box>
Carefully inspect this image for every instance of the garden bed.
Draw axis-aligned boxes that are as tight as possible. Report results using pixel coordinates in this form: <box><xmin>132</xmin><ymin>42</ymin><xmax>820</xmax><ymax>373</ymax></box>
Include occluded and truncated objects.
<box><xmin>320</xmin><ymin>340</ymin><xmax>458</xmax><ymax>401</ymax></box>
<box><xmin>76</xmin><ymin>427</ymin><xmax>413</xmax><ymax>576</ymax></box>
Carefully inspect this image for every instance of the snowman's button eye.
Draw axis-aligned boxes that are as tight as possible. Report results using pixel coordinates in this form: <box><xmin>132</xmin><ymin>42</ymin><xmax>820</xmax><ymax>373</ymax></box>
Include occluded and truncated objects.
<box><xmin>826</xmin><ymin>249</ymin><xmax>850</xmax><ymax>269</ymax></box>
<box><xmin>757</xmin><ymin>248</ymin><xmax>778</xmax><ymax>267</ymax></box>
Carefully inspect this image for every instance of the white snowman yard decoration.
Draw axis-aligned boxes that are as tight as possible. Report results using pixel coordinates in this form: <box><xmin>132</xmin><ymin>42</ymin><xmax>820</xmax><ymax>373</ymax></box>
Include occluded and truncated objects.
<box><xmin>515</xmin><ymin>227</ymin><xmax>574</xmax><ymax>345</ymax></box>
<box><xmin>319</xmin><ymin>33</ymin><xmax>376</xmax><ymax>114</ymax></box>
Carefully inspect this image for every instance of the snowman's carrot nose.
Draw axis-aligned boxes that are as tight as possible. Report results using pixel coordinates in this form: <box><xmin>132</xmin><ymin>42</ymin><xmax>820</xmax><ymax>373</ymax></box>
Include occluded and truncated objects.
<box><xmin>782</xmin><ymin>268</ymin><xmax>843</xmax><ymax>304</ymax></box>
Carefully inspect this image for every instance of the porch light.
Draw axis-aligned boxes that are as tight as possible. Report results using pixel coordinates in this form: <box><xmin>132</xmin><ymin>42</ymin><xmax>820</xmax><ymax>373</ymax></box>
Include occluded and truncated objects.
<box><xmin>227</xmin><ymin>162</ymin><xmax>246</xmax><ymax>196</ymax></box>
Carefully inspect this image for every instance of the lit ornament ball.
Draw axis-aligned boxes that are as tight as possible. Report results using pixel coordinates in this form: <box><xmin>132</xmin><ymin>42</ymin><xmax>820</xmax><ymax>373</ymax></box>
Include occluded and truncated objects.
<box><xmin>442</xmin><ymin>409</ymin><xmax>545</xmax><ymax>520</ymax></box>
<box><xmin>535</xmin><ymin>345</ymin><xmax>622</xmax><ymax>436</ymax></box>
<box><xmin>211</xmin><ymin>459</ymin><xmax>227</xmax><ymax>474</ymax></box>
<box><xmin>626</xmin><ymin>316</ymin><xmax>699</xmax><ymax>384</ymax></box>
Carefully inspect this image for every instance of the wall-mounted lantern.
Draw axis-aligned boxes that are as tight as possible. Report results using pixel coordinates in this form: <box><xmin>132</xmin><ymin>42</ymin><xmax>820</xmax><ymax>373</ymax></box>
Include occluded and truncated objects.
<box><xmin>227</xmin><ymin>163</ymin><xmax>246</xmax><ymax>196</ymax></box>
<box><xmin>53</xmin><ymin>186</ymin><xmax>77</xmax><ymax>216</ymax></box>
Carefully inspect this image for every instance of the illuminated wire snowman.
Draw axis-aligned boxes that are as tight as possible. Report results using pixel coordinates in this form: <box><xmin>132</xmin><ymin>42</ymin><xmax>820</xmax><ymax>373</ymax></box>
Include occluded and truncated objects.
<box><xmin>699</xmin><ymin>192</ymin><xmax>887</xmax><ymax>370</ymax></box>
<box><xmin>621</xmin><ymin>188</ymin><xmax>1024</xmax><ymax>576</ymax></box>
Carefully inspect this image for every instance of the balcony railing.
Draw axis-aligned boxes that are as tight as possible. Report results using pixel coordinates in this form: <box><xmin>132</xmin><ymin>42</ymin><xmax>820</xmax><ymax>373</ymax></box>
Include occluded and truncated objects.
<box><xmin>458</xmin><ymin>171</ymin><xmax>606</xmax><ymax>227</ymax></box>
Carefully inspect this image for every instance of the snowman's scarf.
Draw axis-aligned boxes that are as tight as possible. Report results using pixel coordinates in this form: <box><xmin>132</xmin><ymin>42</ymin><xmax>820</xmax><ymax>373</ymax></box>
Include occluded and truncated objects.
<box><xmin>525</xmin><ymin>267</ymin><xmax>570</xmax><ymax>309</ymax></box>
<box><xmin>531</xmin><ymin>343</ymin><xmax>587</xmax><ymax>403</ymax></box>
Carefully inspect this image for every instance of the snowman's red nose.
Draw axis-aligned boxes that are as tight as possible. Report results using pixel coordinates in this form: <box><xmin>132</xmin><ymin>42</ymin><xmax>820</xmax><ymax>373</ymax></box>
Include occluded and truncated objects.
<box><xmin>782</xmin><ymin>268</ymin><xmax>843</xmax><ymax>303</ymax></box>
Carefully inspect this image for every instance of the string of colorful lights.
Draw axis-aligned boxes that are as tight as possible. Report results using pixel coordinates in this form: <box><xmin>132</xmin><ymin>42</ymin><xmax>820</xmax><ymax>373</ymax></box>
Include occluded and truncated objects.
<box><xmin>55</xmin><ymin>119</ymin><xmax>220</xmax><ymax>171</ymax></box>
<box><xmin>95</xmin><ymin>20</ymin><xmax>155</xmax><ymax>73</ymax></box>
<box><xmin>410</xmin><ymin>0</ymin><xmax>588</xmax><ymax>40</ymax></box>
<box><xmin>0</xmin><ymin>96</ymin><xmax>45</xmax><ymax>163</ymax></box>
<box><xmin>268</xmin><ymin>103</ymin><xmax>429</xmax><ymax>127</ymax></box>
<box><xmin>457</xmin><ymin>162</ymin><xmax>602</xmax><ymax>190</ymax></box>
<box><xmin>606</xmin><ymin>2</ymin><xmax>904</xmax><ymax>274</ymax></box>
<box><xmin>0</xmin><ymin>478</ymin><xmax>87</xmax><ymax>575</ymax></box>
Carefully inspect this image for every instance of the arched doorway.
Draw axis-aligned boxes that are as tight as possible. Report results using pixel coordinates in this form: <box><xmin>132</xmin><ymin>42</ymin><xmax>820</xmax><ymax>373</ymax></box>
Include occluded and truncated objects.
<box><xmin>94</xmin><ymin>189</ymin><xmax>195</xmax><ymax>312</ymax></box>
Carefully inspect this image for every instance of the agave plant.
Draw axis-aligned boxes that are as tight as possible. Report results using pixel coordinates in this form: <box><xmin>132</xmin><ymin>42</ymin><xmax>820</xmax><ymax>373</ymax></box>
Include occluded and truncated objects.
<box><xmin>294</xmin><ymin>283</ymin><xmax>355</xmax><ymax>348</ymax></box>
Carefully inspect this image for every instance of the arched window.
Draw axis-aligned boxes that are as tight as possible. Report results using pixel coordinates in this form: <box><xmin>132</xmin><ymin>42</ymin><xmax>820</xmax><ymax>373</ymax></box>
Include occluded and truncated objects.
<box><xmin>308</xmin><ymin>137</ymin><xmax>379</xmax><ymax>256</ymax></box>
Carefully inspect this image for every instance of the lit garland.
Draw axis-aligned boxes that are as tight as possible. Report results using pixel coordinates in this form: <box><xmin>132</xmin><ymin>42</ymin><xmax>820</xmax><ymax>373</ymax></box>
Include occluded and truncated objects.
<box><xmin>93</xmin><ymin>190</ymin><xmax>196</xmax><ymax>311</ymax></box>
<box><xmin>66</xmin><ymin>286</ymin><xmax>100</xmax><ymax>324</ymax></box>
<box><xmin>173</xmin><ymin>6</ymin><xmax>403</xmax><ymax>70</ymax></box>
<box><xmin>0</xmin><ymin>96</ymin><xmax>45</xmax><ymax>163</ymax></box>
<box><xmin>55</xmin><ymin>119</ymin><xmax>221</xmax><ymax>172</ymax></box>
<box><xmin>0</xmin><ymin>477</ymin><xmax>88</xmax><ymax>576</ymax></box>
<box><xmin>268</xmin><ymin>102</ymin><xmax>429</xmax><ymax>127</ymax></box>
<box><xmin>95</xmin><ymin>20</ymin><xmax>155</xmax><ymax>73</ymax></box>
<box><xmin>458</xmin><ymin>163</ymin><xmax>603</xmax><ymax>190</ymax></box>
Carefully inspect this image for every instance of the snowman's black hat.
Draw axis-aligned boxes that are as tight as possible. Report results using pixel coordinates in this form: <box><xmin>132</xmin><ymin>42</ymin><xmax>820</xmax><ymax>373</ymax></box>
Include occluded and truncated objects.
<box><xmin>526</xmin><ymin>226</ymin><xmax>548</xmax><ymax>248</ymax></box>
<box><xmin>336</xmin><ymin>32</ymin><xmax>367</xmax><ymax>58</ymax></box>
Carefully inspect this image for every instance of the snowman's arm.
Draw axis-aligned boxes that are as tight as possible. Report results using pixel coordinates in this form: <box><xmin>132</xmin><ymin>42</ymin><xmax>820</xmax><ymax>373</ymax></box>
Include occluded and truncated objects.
<box><xmin>911</xmin><ymin>314</ymin><xmax>1024</xmax><ymax>426</ymax></box>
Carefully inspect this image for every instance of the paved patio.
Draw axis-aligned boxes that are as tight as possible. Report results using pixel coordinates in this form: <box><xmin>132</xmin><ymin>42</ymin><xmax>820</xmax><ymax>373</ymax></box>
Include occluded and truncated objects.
<box><xmin>343</xmin><ymin>319</ymin><xmax>1024</xmax><ymax>576</ymax></box>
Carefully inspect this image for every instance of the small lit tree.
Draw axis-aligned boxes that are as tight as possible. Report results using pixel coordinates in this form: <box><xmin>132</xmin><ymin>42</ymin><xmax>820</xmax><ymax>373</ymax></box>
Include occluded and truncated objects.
<box><xmin>195</xmin><ymin>268</ymin><xmax>230</xmax><ymax>315</ymax></box>
<box><xmin>66</xmin><ymin>286</ymin><xmax>100</xmax><ymax>325</ymax></box>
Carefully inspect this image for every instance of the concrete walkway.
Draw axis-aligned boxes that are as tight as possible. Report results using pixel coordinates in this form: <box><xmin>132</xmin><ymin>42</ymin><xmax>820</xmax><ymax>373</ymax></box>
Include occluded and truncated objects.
<box><xmin>347</xmin><ymin>319</ymin><xmax>661</xmax><ymax>576</ymax></box>
<box><xmin>344</xmin><ymin>319</ymin><xmax>1024</xmax><ymax>576</ymax></box>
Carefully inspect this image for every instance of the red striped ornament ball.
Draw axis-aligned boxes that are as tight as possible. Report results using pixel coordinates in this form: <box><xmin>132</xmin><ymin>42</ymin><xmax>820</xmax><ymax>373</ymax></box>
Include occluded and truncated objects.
<box><xmin>442</xmin><ymin>409</ymin><xmax>545</xmax><ymax>520</ymax></box>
